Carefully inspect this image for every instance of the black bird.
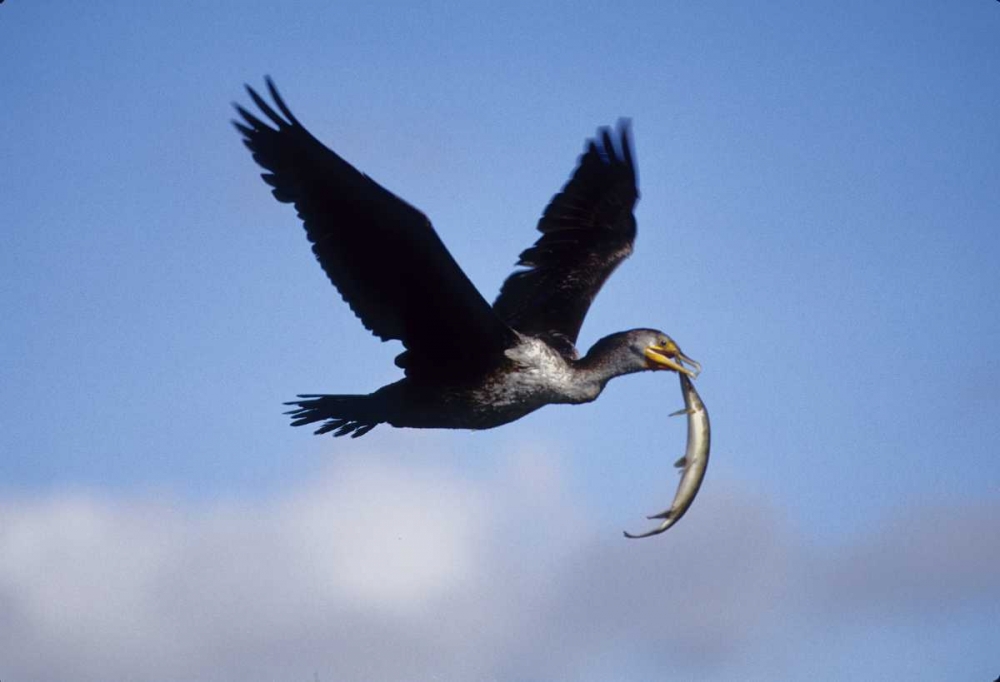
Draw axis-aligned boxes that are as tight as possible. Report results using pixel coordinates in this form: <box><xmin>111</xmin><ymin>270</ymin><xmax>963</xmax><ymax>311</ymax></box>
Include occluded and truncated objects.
<box><xmin>234</xmin><ymin>78</ymin><xmax>700</xmax><ymax>438</ymax></box>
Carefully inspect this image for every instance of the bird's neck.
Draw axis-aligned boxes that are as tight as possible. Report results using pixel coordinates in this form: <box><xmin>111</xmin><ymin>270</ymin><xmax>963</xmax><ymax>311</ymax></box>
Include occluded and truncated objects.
<box><xmin>571</xmin><ymin>342</ymin><xmax>644</xmax><ymax>395</ymax></box>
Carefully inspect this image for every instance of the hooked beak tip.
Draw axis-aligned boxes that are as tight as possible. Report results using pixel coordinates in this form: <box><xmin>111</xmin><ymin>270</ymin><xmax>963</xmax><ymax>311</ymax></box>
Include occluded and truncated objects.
<box><xmin>682</xmin><ymin>355</ymin><xmax>702</xmax><ymax>379</ymax></box>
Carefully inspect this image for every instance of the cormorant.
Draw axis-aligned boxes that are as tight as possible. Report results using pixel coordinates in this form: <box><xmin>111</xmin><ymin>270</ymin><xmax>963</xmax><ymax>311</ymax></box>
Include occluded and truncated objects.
<box><xmin>234</xmin><ymin>78</ymin><xmax>700</xmax><ymax>438</ymax></box>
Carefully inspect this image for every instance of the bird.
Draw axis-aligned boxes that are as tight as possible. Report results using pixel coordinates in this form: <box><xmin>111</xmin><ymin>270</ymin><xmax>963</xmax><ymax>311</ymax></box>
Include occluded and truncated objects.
<box><xmin>233</xmin><ymin>77</ymin><xmax>700</xmax><ymax>438</ymax></box>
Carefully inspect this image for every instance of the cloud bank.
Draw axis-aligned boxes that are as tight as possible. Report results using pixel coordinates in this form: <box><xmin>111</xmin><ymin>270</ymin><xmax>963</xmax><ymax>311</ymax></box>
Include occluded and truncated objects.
<box><xmin>1</xmin><ymin>451</ymin><xmax>997</xmax><ymax>682</ymax></box>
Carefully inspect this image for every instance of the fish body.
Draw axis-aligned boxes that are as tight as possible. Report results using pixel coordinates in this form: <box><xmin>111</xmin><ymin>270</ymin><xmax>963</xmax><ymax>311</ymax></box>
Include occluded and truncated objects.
<box><xmin>624</xmin><ymin>372</ymin><xmax>710</xmax><ymax>539</ymax></box>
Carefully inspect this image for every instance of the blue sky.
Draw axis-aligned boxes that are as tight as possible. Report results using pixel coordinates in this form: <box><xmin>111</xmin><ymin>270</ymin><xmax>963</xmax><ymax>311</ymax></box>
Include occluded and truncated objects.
<box><xmin>2</xmin><ymin>1</ymin><xmax>999</xmax><ymax>680</ymax></box>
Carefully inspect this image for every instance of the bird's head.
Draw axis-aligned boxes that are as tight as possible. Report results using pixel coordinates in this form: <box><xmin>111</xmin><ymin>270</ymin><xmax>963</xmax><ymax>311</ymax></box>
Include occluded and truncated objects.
<box><xmin>584</xmin><ymin>329</ymin><xmax>701</xmax><ymax>379</ymax></box>
<box><xmin>637</xmin><ymin>329</ymin><xmax>700</xmax><ymax>378</ymax></box>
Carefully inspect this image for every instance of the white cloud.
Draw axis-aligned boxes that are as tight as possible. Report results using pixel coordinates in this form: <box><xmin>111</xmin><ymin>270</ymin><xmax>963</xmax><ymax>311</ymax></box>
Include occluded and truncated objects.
<box><xmin>274</xmin><ymin>462</ymin><xmax>487</xmax><ymax>614</ymax></box>
<box><xmin>0</xmin><ymin>453</ymin><xmax>997</xmax><ymax>682</ymax></box>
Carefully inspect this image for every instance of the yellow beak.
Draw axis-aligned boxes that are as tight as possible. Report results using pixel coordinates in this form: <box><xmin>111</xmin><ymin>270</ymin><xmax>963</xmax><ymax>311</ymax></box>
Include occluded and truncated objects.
<box><xmin>644</xmin><ymin>342</ymin><xmax>701</xmax><ymax>378</ymax></box>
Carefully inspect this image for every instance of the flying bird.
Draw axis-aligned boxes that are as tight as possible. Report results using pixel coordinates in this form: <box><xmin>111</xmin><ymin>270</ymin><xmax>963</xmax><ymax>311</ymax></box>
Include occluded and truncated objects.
<box><xmin>234</xmin><ymin>78</ymin><xmax>700</xmax><ymax>438</ymax></box>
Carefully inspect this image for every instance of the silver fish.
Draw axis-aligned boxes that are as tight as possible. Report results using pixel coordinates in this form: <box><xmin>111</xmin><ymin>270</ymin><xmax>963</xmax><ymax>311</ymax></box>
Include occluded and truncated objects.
<box><xmin>625</xmin><ymin>372</ymin><xmax>710</xmax><ymax>539</ymax></box>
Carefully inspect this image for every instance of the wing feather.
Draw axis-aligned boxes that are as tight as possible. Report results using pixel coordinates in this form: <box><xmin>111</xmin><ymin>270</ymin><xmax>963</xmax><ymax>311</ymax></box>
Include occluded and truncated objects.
<box><xmin>234</xmin><ymin>78</ymin><xmax>515</xmax><ymax>376</ymax></box>
<box><xmin>492</xmin><ymin>121</ymin><xmax>639</xmax><ymax>353</ymax></box>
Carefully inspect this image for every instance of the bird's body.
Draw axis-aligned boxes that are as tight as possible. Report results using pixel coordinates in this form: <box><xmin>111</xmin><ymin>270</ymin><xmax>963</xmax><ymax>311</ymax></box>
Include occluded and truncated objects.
<box><xmin>234</xmin><ymin>78</ymin><xmax>699</xmax><ymax>437</ymax></box>
<box><xmin>302</xmin><ymin>330</ymin><xmax>677</xmax><ymax>435</ymax></box>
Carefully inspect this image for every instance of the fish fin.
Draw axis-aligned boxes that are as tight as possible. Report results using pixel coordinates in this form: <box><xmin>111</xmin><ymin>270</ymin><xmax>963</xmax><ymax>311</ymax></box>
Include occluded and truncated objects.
<box><xmin>669</xmin><ymin>407</ymin><xmax>693</xmax><ymax>418</ymax></box>
<box><xmin>624</xmin><ymin>518</ymin><xmax>672</xmax><ymax>539</ymax></box>
<box><xmin>674</xmin><ymin>455</ymin><xmax>688</xmax><ymax>469</ymax></box>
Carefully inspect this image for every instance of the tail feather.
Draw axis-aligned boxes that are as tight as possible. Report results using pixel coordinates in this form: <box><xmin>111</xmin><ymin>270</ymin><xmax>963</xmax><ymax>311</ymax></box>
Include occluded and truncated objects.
<box><xmin>284</xmin><ymin>394</ymin><xmax>382</xmax><ymax>438</ymax></box>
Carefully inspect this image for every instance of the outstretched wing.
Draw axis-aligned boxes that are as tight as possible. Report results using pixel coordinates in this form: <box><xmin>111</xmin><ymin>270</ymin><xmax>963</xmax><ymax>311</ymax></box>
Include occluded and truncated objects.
<box><xmin>234</xmin><ymin>78</ymin><xmax>515</xmax><ymax>377</ymax></box>
<box><xmin>492</xmin><ymin>121</ymin><xmax>639</xmax><ymax>354</ymax></box>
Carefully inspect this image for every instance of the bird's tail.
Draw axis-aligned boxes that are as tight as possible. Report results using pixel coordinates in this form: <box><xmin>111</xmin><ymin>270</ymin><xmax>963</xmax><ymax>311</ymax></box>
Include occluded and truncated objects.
<box><xmin>284</xmin><ymin>394</ymin><xmax>382</xmax><ymax>438</ymax></box>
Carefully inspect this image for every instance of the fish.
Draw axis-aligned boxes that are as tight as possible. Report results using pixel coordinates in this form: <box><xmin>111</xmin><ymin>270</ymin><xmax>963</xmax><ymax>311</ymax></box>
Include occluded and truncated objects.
<box><xmin>624</xmin><ymin>372</ymin><xmax>710</xmax><ymax>539</ymax></box>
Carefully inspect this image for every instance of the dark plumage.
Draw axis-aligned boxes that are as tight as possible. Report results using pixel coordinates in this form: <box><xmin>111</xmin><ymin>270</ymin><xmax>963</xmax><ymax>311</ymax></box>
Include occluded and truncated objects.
<box><xmin>234</xmin><ymin>78</ymin><xmax>699</xmax><ymax>437</ymax></box>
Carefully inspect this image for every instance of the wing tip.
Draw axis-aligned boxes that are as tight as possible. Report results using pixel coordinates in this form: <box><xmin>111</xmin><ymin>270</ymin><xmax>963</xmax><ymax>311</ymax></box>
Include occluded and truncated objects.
<box><xmin>578</xmin><ymin>119</ymin><xmax>635</xmax><ymax>181</ymax></box>
<box><xmin>236</xmin><ymin>76</ymin><xmax>301</xmax><ymax>131</ymax></box>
